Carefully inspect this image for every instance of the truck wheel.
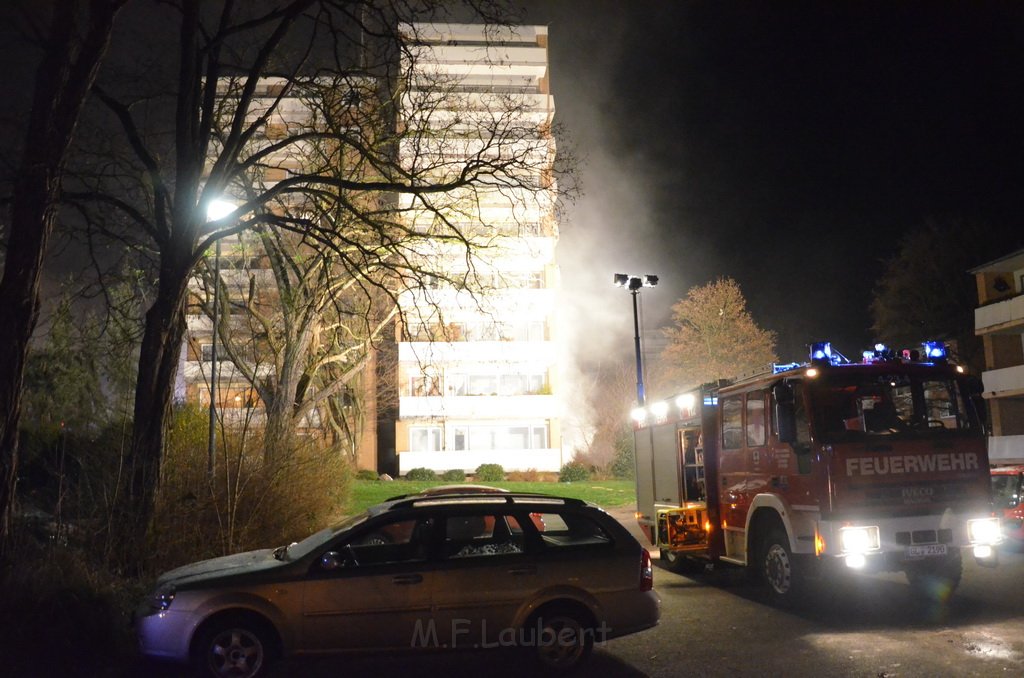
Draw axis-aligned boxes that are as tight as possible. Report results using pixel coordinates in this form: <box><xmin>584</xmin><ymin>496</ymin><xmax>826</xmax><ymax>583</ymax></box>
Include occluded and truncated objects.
<box><xmin>905</xmin><ymin>550</ymin><xmax>962</xmax><ymax>603</ymax></box>
<box><xmin>760</xmin><ymin>527</ymin><xmax>803</xmax><ymax>606</ymax></box>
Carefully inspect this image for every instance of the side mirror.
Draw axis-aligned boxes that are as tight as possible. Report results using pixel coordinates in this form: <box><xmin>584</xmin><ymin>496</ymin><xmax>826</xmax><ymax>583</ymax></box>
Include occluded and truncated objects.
<box><xmin>320</xmin><ymin>551</ymin><xmax>343</xmax><ymax>571</ymax></box>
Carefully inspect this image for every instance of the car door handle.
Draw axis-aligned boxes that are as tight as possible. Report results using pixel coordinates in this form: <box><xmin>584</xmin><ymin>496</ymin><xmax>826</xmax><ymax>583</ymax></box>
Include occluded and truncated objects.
<box><xmin>507</xmin><ymin>566</ymin><xmax>536</xmax><ymax>576</ymax></box>
<box><xmin>392</xmin><ymin>574</ymin><xmax>423</xmax><ymax>585</ymax></box>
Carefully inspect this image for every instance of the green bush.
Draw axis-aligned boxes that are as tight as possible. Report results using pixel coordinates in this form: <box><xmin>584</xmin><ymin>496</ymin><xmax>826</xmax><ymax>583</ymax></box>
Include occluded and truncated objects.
<box><xmin>440</xmin><ymin>469</ymin><xmax>466</xmax><ymax>482</ymax></box>
<box><xmin>610</xmin><ymin>435</ymin><xmax>636</xmax><ymax>480</ymax></box>
<box><xmin>405</xmin><ymin>467</ymin><xmax>437</xmax><ymax>481</ymax></box>
<box><xmin>559</xmin><ymin>461</ymin><xmax>590</xmax><ymax>483</ymax></box>
<box><xmin>356</xmin><ymin>469</ymin><xmax>379</xmax><ymax>481</ymax></box>
<box><xmin>474</xmin><ymin>463</ymin><xmax>505</xmax><ymax>482</ymax></box>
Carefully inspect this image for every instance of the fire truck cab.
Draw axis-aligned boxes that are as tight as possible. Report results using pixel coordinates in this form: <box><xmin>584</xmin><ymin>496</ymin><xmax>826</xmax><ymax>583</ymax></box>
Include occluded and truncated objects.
<box><xmin>633</xmin><ymin>341</ymin><xmax>1002</xmax><ymax>604</ymax></box>
<box><xmin>991</xmin><ymin>464</ymin><xmax>1024</xmax><ymax>547</ymax></box>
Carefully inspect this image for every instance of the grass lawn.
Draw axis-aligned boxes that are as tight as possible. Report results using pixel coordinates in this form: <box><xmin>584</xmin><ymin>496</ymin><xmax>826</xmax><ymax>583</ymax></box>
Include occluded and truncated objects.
<box><xmin>347</xmin><ymin>479</ymin><xmax>637</xmax><ymax>514</ymax></box>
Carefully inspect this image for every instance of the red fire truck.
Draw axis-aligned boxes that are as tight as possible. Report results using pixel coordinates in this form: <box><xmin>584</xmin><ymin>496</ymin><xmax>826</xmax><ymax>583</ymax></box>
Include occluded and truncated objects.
<box><xmin>991</xmin><ymin>464</ymin><xmax>1024</xmax><ymax>548</ymax></box>
<box><xmin>632</xmin><ymin>341</ymin><xmax>1002</xmax><ymax>604</ymax></box>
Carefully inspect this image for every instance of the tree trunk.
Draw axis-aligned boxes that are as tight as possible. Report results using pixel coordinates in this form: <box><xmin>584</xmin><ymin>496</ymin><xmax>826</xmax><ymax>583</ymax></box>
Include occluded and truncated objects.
<box><xmin>0</xmin><ymin>0</ymin><xmax>120</xmax><ymax>556</ymax></box>
<box><xmin>116</xmin><ymin>261</ymin><xmax>190</xmax><ymax>566</ymax></box>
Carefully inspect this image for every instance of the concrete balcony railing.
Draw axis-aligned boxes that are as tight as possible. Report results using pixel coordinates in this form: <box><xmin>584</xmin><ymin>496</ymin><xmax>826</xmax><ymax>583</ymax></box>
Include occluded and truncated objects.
<box><xmin>976</xmin><ymin>294</ymin><xmax>1024</xmax><ymax>334</ymax></box>
<box><xmin>399</xmin><ymin>394</ymin><xmax>559</xmax><ymax>419</ymax></box>
<box><xmin>981</xmin><ymin>364</ymin><xmax>1024</xmax><ymax>397</ymax></box>
<box><xmin>988</xmin><ymin>434</ymin><xmax>1024</xmax><ymax>464</ymax></box>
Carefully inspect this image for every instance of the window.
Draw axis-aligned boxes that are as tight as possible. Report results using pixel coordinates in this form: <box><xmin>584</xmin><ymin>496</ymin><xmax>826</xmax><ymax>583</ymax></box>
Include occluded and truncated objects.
<box><xmin>459</xmin><ymin>424</ymin><xmax>547</xmax><ymax>451</ymax></box>
<box><xmin>443</xmin><ymin>514</ymin><xmax>524</xmax><ymax>558</ymax></box>
<box><xmin>200</xmin><ymin>344</ymin><xmax>231</xmax><ymax>362</ymax></box>
<box><xmin>536</xmin><ymin>512</ymin><xmax>612</xmax><ymax>549</ymax></box>
<box><xmin>410</xmin><ymin>427</ymin><xmax>442</xmax><ymax>452</ymax></box>
<box><xmin>721</xmin><ymin>396</ymin><xmax>744</xmax><ymax>449</ymax></box>
<box><xmin>746</xmin><ymin>394</ymin><xmax>766</xmax><ymax>446</ymax></box>
<box><xmin>346</xmin><ymin>518</ymin><xmax>432</xmax><ymax>566</ymax></box>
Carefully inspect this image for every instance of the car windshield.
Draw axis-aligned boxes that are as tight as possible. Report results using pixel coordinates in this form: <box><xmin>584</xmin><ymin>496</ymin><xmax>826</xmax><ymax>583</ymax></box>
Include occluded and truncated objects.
<box><xmin>281</xmin><ymin>512</ymin><xmax>369</xmax><ymax>560</ymax></box>
<box><xmin>810</xmin><ymin>372</ymin><xmax>978</xmax><ymax>442</ymax></box>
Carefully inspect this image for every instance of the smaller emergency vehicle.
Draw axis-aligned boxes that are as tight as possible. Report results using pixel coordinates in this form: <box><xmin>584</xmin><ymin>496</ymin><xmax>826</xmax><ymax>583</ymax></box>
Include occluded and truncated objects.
<box><xmin>633</xmin><ymin>341</ymin><xmax>1002</xmax><ymax>605</ymax></box>
<box><xmin>991</xmin><ymin>464</ymin><xmax>1024</xmax><ymax>547</ymax></box>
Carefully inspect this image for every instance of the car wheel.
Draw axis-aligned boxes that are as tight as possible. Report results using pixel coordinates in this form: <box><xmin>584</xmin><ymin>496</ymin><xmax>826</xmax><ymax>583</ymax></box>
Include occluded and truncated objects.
<box><xmin>528</xmin><ymin>604</ymin><xmax>595</xmax><ymax>673</ymax></box>
<box><xmin>905</xmin><ymin>550</ymin><xmax>962</xmax><ymax>603</ymax></box>
<box><xmin>760</xmin><ymin>526</ymin><xmax>802</xmax><ymax>606</ymax></box>
<box><xmin>193</xmin><ymin>613</ymin><xmax>276</xmax><ymax>678</ymax></box>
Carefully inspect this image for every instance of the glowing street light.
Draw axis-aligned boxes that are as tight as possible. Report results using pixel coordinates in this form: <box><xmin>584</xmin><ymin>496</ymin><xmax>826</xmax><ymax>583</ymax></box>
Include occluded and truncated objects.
<box><xmin>205</xmin><ymin>199</ymin><xmax>237</xmax><ymax>476</ymax></box>
<box><xmin>613</xmin><ymin>273</ymin><xmax>658</xmax><ymax>405</ymax></box>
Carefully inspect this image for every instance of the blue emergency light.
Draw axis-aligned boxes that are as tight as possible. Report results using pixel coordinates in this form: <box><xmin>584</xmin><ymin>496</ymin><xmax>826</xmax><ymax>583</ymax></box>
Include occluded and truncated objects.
<box><xmin>923</xmin><ymin>341</ymin><xmax>947</xmax><ymax>362</ymax></box>
<box><xmin>810</xmin><ymin>341</ymin><xmax>833</xmax><ymax>364</ymax></box>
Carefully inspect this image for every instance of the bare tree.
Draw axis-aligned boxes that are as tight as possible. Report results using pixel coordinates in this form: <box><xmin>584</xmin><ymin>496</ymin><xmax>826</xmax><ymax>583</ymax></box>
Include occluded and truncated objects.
<box><xmin>69</xmin><ymin>0</ymin><xmax>564</xmax><ymax>560</ymax></box>
<box><xmin>0</xmin><ymin>0</ymin><xmax>125</xmax><ymax>555</ymax></box>
<box><xmin>658</xmin><ymin>277</ymin><xmax>778</xmax><ymax>391</ymax></box>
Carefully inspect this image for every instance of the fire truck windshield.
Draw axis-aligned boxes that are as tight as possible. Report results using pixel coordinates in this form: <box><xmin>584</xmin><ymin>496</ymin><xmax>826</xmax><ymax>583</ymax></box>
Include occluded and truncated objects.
<box><xmin>809</xmin><ymin>372</ymin><xmax>979</xmax><ymax>442</ymax></box>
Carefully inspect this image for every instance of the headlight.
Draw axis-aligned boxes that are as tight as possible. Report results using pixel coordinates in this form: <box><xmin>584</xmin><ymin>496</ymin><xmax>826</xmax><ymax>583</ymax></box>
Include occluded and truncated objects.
<box><xmin>838</xmin><ymin>525</ymin><xmax>880</xmax><ymax>554</ymax></box>
<box><xmin>149</xmin><ymin>584</ymin><xmax>176</xmax><ymax>612</ymax></box>
<box><xmin>967</xmin><ymin>517</ymin><xmax>1002</xmax><ymax>545</ymax></box>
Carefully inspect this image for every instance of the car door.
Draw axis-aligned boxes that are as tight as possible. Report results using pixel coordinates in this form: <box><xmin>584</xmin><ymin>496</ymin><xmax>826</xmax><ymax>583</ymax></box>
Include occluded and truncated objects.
<box><xmin>430</xmin><ymin>510</ymin><xmax>539</xmax><ymax>649</ymax></box>
<box><xmin>300</xmin><ymin>515</ymin><xmax>437</xmax><ymax>652</ymax></box>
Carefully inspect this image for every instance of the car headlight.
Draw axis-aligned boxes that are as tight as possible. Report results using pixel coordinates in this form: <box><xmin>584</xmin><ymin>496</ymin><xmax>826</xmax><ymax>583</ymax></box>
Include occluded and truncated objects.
<box><xmin>149</xmin><ymin>584</ymin><xmax>176</xmax><ymax>612</ymax></box>
<box><xmin>838</xmin><ymin>525</ymin><xmax>880</xmax><ymax>554</ymax></box>
<box><xmin>967</xmin><ymin>517</ymin><xmax>1002</xmax><ymax>545</ymax></box>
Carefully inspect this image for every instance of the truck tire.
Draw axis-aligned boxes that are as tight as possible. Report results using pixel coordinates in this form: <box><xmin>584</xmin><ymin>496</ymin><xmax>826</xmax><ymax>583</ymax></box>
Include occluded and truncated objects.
<box><xmin>759</xmin><ymin>526</ymin><xmax>804</xmax><ymax>607</ymax></box>
<box><xmin>905</xmin><ymin>550</ymin><xmax>962</xmax><ymax>603</ymax></box>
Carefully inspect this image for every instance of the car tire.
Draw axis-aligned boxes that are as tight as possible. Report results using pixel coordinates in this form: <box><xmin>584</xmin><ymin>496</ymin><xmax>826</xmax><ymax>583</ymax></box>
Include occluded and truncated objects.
<box><xmin>905</xmin><ymin>550</ymin><xmax>963</xmax><ymax>603</ymax></box>
<box><xmin>760</xmin><ymin>526</ymin><xmax>803</xmax><ymax>607</ymax></box>
<box><xmin>527</xmin><ymin>604</ymin><xmax>595</xmax><ymax>673</ymax></box>
<box><xmin>192</xmin><ymin>613</ymin><xmax>277</xmax><ymax>678</ymax></box>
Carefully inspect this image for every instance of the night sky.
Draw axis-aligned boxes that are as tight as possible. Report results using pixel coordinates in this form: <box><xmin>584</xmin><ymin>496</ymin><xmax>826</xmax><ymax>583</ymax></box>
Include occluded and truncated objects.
<box><xmin>521</xmin><ymin>1</ymin><xmax>1024</xmax><ymax>367</ymax></box>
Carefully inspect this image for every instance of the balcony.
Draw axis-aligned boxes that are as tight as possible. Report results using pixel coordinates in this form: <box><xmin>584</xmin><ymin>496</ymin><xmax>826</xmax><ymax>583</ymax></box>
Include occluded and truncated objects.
<box><xmin>981</xmin><ymin>364</ymin><xmax>1024</xmax><ymax>398</ymax></box>
<box><xmin>975</xmin><ymin>293</ymin><xmax>1024</xmax><ymax>334</ymax></box>
<box><xmin>399</xmin><ymin>340</ymin><xmax>556</xmax><ymax>363</ymax></box>
<box><xmin>988</xmin><ymin>434</ymin><xmax>1024</xmax><ymax>464</ymax></box>
<box><xmin>400</xmin><ymin>394</ymin><xmax>559</xmax><ymax>419</ymax></box>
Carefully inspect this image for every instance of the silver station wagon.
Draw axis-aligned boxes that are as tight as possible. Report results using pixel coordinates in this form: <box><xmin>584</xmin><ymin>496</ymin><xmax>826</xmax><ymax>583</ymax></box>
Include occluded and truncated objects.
<box><xmin>136</xmin><ymin>491</ymin><xmax>660</xmax><ymax>676</ymax></box>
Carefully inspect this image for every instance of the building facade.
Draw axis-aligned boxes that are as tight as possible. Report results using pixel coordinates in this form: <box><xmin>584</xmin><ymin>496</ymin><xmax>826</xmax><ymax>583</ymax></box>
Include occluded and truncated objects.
<box><xmin>183</xmin><ymin>24</ymin><xmax>565</xmax><ymax>475</ymax></box>
<box><xmin>972</xmin><ymin>248</ymin><xmax>1024</xmax><ymax>463</ymax></box>
<box><xmin>393</xmin><ymin>24</ymin><xmax>565</xmax><ymax>474</ymax></box>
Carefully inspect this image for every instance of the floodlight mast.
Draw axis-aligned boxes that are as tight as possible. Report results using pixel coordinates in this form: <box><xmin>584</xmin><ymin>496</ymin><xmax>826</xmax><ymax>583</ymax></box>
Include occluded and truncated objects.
<box><xmin>614</xmin><ymin>273</ymin><xmax>659</xmax><ymax>405</ymax></box>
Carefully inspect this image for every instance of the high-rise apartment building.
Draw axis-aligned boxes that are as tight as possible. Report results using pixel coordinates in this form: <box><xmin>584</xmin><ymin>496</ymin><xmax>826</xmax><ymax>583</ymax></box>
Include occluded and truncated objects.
<box><xmin>972</xmin><ymin>249</ymin><xmax>1024</xmax><ymax>463</ymax></box>
<box><xmin>392</xmin><ymin>24</ymin><xmax>565</xmax><ymax>474</ymax></box>
<box><xmin>184</xmin><ymin>23</ymin><xmax>564</xmax><ymax>475</ymax></box>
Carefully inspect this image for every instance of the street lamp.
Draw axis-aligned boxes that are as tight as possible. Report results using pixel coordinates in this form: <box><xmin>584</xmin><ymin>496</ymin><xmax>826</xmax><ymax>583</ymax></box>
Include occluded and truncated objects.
<box><xmin>205</xmin><ymin>199</ymin><xmax>237</xmax><ymax>476</ymax></box>
<box><xmin>614</xmin><ymin>273</ymin><xmax>659</xmax><ymax>405</ymax></box>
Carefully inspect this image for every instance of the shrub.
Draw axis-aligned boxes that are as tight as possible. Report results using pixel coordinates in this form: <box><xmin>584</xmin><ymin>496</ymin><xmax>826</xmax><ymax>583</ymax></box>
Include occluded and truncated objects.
<box><xmin>405</xmin><ymin>467</ymin><xmax>437</xmax><ymax>481</ymax></box>
<box><xmin>559</xmin><ymin>461</ymin><xmax>590</xmax><ymax>483</ymax></box>
<box><xmin>356</xmin><ymin>469</ymin><xmax>379</xmax><ymax>481</ymax></box>
<box><xmin>440</xmin><ymin>469</ymin><xmax>466</xmax><ymax>482</ymax></box>
<box><xmin>153</xmin><ymin>411</ymin><xmax>352</xmax><ymax>568</ymax></box>
<box><xmin>609</xmin><ymin>437</ymin><xmax>636</xmax><ymax>480</ymax></box>
<box><xmin>474</xmin><ymin>463</ymin><xmax>505</xmax><ymax>482</ymax></box>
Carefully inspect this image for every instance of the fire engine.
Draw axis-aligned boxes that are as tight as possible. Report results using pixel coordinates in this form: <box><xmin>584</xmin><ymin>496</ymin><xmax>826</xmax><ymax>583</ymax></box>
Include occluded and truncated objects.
<box><xmin>991</xmin><ymin>464</ymin><xmax>1024</xmax><ymax>547</ymax></box>
<box><xmin>632</xmin><ymin>341</ymin><xmax>1002</xmax><ymax>604</ymax></box>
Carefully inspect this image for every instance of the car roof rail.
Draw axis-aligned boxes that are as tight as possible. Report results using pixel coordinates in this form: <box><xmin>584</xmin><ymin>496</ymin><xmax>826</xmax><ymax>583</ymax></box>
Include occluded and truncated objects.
<box><xmin>385</xmin><ymin>492</ymin><xmax>587</xmax><ymax>511</ymax></box>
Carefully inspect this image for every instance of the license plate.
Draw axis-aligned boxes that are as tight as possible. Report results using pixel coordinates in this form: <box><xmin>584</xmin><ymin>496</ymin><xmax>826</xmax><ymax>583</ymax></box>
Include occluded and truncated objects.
<box><xmin>907</xmin><ymin>544</ymin><xmax>947</xmax><ymax>558</ymax></box>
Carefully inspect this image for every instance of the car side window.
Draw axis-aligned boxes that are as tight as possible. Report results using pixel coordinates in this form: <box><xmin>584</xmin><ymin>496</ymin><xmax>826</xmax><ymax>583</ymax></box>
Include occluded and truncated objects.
<box><xmin>343</xmin><ymin>518</ymin><xmax>433</xmax><ymax>566</ymax></box>
<box><xmin>535</xmin><ymin>512</ymin><xmax>611</xmax><ymax>549</ymax></box>
<box><xmin>443</xmin><ymin>514</ymin><xmax>525</xmax><ymax>558</ymax></box>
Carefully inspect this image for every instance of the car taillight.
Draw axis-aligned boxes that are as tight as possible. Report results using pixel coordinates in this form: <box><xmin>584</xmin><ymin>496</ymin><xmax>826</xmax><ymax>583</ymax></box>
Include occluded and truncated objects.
<box><xmin>640</xmin><ymin>549</ymin><xmax>653</xmax><ymax>591</ymax></box>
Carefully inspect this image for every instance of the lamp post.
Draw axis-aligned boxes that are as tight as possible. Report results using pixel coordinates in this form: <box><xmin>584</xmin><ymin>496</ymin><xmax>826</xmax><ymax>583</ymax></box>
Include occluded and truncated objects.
<box><xmin>205</xmin><ymin>199</ymin><xmax>237</xmax><ymax>477</ymax></box>
<box><xmin>614</xmin><ymin>273</ymin><xmax>659</xmax><ymax>406</ymax></box>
